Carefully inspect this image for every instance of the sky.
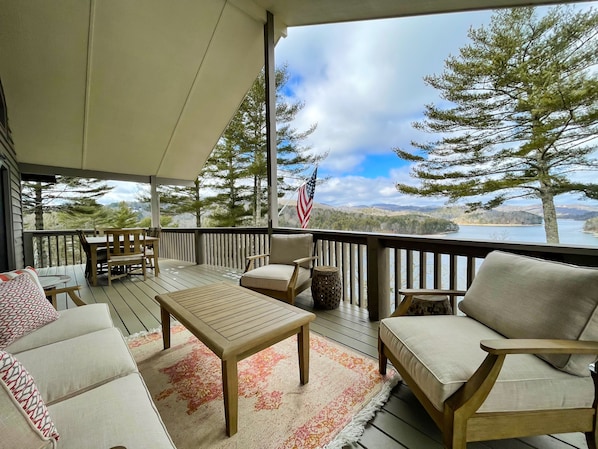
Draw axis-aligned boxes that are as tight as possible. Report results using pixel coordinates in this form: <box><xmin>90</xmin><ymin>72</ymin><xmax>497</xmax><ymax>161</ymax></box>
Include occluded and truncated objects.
<box><xmin>105</xmin><ymin>3</ymin><xmax>598</xmax><ymax>209</ymax></box>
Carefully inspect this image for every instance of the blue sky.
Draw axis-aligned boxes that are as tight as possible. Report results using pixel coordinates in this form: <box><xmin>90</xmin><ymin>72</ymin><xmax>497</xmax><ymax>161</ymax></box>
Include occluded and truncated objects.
<box><xmin>105</xmin><ymin>3</ymin><xmax>598</xmax><ymax>209</ymax></box>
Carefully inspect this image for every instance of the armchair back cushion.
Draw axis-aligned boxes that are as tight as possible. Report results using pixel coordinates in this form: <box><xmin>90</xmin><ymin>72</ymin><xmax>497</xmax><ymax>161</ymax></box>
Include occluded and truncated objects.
<box><xmin>269</xmin><ymin>234</ymin><xmax>313</xmax><ymax>268</ymax></box>
<box><xmin>459</xmin><ymin>251</ymin><xmax>598</xmax><ymax>376</ymax></box>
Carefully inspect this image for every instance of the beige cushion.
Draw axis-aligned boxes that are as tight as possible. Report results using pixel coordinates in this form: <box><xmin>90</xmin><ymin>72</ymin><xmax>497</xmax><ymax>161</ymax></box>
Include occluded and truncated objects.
<box><xmin>241</xmin><ymin>264</ymin><xmax>311</xmax><ymax>292</ymax></box>
<box><xmin>269</xmin><ymin>234</ymin><xmax>313</xmax><ymax>268</ymax></box>
<box><xmin>380</xmin><ymin>316</ymin><xmax>595</xmax><ymax>413</ymax></box>
<box><xmin>48</xmin><ymin>373</ymin><xmax>177</xmax><ymax>449</ymax></box>
<box><xmin>15</xmin><ymin>327</ymin><xmax>137</xmax><ymax>405</ymax></box>
<box><xmin>5</xmin><ymin>304</ymin><xmax>114</xmax><ymax>354</ymax></box>
<box><xmin>458</xmin><ymin>251</ymin><xmax>598</xmax><ymax>376</ymax></box>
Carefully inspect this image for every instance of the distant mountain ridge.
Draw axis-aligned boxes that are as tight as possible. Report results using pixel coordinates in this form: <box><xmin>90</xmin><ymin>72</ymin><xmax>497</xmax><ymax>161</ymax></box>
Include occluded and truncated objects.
<box><xmin>330</xmin><ymin>203</ymin><xmax>598</xmax><ymax>223</ymax></box>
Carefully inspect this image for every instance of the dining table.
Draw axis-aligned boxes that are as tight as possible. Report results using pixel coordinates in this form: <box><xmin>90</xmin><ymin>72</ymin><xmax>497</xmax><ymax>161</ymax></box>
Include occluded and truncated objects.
<box><xmin>86</xmin><ymin>235</ymin><xmax>160</xmax><ymax>286</ymax></box>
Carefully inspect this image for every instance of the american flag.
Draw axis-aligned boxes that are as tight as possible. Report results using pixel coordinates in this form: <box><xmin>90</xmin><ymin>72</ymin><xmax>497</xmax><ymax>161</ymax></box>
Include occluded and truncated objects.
<box><xmin>297</xmin><ymin>168</ymin><xmax>317</xmax><ymax>229</ymax></box>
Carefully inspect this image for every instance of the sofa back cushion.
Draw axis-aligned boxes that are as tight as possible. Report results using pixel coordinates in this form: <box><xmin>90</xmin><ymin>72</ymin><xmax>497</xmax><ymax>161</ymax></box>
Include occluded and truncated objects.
<box><xmin>269</xmin><ymin>234</ymin><xmax>313</xmax><ymax>268</ymax></box>
<box><xmin>459</xmin><ymin>251</ymin><xmax>598</xmax><ymax>376</ymax></box>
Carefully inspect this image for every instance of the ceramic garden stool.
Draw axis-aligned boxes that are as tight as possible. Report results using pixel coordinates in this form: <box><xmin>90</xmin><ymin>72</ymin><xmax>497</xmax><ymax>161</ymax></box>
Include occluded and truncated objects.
<box><xmin>406</xmin><ymin>294</ymin><xmax>453</xmax><ymax>316</ymax></box>
<box><xmin>311</xmin><ymin>266</ymin><xmax>342</xmax><ymax>309</ymax></box>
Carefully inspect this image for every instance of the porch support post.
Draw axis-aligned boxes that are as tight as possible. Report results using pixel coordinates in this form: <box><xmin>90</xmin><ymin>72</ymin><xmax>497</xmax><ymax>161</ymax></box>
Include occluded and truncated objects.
<box><xmin>150</xmin><ymin>176</ymin><xmax>160</xmax><ymax>227</ymax></box>
<box><xmin>366</xmin><ymin>236</ymin><xmax>391</xmax><ymax>321</ymax></box>
<box><xmin>264</xmin><ymin>10</ymin><xmax>278</xmax><ymax>233</ymax></box>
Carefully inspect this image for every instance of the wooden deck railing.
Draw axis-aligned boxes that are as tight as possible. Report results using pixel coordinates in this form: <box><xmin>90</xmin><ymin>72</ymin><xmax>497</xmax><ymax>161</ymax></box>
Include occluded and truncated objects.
<box><xmin>24</xmin><ymin>227</ymin><xmax>598</xmax><ymax>320</ymax></box>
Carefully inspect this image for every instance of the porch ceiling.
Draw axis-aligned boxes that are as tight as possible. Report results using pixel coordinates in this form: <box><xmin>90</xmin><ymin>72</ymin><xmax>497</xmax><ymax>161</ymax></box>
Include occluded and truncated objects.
<box><xmin>0</xmin><ymin>0</ymin><xmax>579</xmax><ymax>184</ymax></box>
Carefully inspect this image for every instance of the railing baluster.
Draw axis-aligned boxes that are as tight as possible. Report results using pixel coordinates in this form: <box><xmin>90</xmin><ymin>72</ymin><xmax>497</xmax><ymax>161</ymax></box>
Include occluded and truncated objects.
<box><xmin>23</xmin><ymin>227</ymin><xmax>598</xmax><ymax>318</ymax></box>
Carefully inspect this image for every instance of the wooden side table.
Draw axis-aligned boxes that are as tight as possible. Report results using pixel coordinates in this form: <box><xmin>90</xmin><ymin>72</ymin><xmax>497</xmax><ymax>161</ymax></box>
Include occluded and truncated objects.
<box><xmin>39</xmin><ymin>275</ymin><xmax>86</xmax><ymax>309</ymax></box>
<box><xmin>311</xmin><ymin>266</ymin><xmax>342</xmax><ymax>309</ymax></box>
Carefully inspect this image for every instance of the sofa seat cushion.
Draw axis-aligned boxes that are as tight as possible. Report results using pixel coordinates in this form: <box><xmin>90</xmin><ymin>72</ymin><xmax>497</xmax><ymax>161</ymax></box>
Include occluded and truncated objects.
<box><xmin>241</xmin><ymin>264</ymin><xmax>311</xmax><ymax>292</ymax></box>
<box><xmin>458</xmin><ymin>251</ymin><xmax>598</xmax><ymax>376</ymax></box>
<box><xmin>15</xmin><ymin>327</ymin><xmax>137</xmax><ymax>405</ymax></box>
<box><xmin>380</xmin><ymin>316</ymin><xmax>595</xmax><ymax>413</ymax></box>
<box><xmin>48</xmin><ymin>373</ymin><xmax>176</xmax><ymax>449</ymax></box>
<box><xmin>5</xmin><ymin>303</ymin><xmax>114</xmax><ymax>354</ymax></box>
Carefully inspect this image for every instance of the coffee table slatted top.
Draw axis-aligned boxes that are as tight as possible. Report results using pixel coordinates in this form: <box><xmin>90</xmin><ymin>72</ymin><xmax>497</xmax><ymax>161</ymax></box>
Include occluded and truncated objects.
<box><xmin>156</xmin><ymin>283</ymin><xmax>315</xmax><ymax>360</ymax></box>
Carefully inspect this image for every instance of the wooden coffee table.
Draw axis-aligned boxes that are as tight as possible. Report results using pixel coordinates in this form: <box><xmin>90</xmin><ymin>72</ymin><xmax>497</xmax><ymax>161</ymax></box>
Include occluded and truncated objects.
<box><xmin>155</xmin><ymin>283</ymin><xmax>316</xmax><ymax>436</ymax></box>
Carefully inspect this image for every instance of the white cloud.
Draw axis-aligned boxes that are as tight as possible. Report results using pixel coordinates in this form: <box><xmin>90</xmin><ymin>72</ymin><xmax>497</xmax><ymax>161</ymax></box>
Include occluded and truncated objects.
<box><xmin>276</xmin><ymin>11</ymin><xmax>494</xmax><ymax>174</ymax></box>
<box><xmin>100</xmin><ymin>181</ymin><xmax>145</xmax><ymax>205</ymax></box>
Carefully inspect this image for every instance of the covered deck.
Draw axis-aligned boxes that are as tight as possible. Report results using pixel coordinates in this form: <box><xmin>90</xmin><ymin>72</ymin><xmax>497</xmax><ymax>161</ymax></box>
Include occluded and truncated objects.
<box><xmin>38</xmin><ymin>259</ymin><xmax>590</xmax><ymax>449</ymax></box>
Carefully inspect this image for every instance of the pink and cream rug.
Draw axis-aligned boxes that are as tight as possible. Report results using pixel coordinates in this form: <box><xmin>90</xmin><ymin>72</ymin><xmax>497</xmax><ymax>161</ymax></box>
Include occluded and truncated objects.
<box><xmin>128</xmin><ymin>325</ymin><xmax>399</xmax><ymax>449</ymax></box>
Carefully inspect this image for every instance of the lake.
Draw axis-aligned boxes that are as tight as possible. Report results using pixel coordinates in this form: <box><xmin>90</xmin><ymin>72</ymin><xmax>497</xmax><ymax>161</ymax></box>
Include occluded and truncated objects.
<box><xmin>436</xmin><ymin>219</ymin><xmax>598</xmax><ymax>247</ymax></box>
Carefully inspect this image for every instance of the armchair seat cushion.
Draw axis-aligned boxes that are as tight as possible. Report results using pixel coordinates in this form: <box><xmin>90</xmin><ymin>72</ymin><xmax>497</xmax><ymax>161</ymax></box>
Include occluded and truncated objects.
<box><xmin>240</xmin><ymin>264</ymin><xmax>311</xmax><ymax>292</ymax></box>
<box><xmin>380</xmin><ymin>315</ymin><xmax>594</xmax><ymax>413</ymax></box>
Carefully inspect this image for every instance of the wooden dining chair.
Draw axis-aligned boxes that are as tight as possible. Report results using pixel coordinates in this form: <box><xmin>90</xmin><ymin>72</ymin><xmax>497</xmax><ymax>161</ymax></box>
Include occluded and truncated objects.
<box><xmin>145</xmin><ymin>227</ymin><xmax>161</xmax><ymax>275</ymax></box>
<box><xmin>76</xmin><ymin>230</ymin><xmax>107</xmax><ymax>279</ymax></box>
<box><xmin>104</xmin><ymin>228</ymin><xmax>146</xmax><ymax>286</ymax></box>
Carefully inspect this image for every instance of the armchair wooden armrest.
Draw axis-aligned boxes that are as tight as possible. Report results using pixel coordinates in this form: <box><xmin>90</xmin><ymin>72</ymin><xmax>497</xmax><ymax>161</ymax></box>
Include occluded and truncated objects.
<box><xmin>244</xmin><ymin>253</ymin><xmax>269</xmax><ymax>272</ymax></box>
<box><xmin>481</xmin><ymin>338</ymin><xmax>598</xmax><ymax>355</ymax></box>
<box><xmin>292</xmin><ymin>255</ymin><xmax>318</xmax><ymax>266</ymax></box>
<box><xmin>392</xmin><ymin>289</ymin><xmax>467</xmax><ymax>317</ymax></box>
<box><xmin>289</xmin><ymin>256</ymin><xmax>318</xmax><ymax>288</ymax></box>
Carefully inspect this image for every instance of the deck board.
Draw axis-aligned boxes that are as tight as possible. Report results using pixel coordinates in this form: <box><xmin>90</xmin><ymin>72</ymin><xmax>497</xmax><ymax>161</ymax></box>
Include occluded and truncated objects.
<box><xmin>38</xmin><ymin>260</ymin><xmax>589</xmax><ymax>449</ymax></box>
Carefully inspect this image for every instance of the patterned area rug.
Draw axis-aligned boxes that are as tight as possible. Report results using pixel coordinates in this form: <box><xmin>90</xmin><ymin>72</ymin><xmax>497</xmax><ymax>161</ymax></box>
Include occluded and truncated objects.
<box><xmin>128</xmin><ymin>325</ymin><xmax>399</xmax><ymax>449</ymax></box>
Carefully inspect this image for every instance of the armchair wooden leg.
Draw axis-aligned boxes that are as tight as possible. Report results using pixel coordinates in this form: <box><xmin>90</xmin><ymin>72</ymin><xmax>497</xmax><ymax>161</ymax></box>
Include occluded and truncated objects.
<box><xmin>378</xmin><ymin>337</ymin><xmax>388</xmax><ymax>375</ymax></box>
<box><xmin>587</xmin><ymin>370</ymin><xmax>598</xmax><ymax>449</ymax></box>
<box><xmin>443</xmin><ymin>407</ymin><xmax>467</xmax><ymax>449</ymax></box>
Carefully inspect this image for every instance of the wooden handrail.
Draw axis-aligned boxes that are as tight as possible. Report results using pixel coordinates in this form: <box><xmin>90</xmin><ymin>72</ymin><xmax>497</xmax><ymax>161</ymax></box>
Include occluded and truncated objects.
<box><xmin>24</xmin><ymin>227</ymin><xmax>598</xmax><ymax>321</ymax></box>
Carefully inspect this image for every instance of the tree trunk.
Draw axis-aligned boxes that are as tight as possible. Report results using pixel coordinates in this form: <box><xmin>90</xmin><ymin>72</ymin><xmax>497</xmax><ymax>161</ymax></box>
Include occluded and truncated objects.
<box><xmin>539</xmin><ymin>188</ymin><xmax>560</xmax><ymax>244</ymax></box>
<box><xmin>34</xmin><ymin>183</ymin><xmax>44</xmax><ymax>230</ymax></box>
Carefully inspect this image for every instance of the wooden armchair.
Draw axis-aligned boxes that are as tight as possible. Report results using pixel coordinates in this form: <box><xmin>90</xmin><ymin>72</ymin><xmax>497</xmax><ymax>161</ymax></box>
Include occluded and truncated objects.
<box><xmin>379</xmin><ymin>251</ymin><xmax>598</xmax><ymax>449</ymax></box>
<box><xmin>240</xmin><ymin>233</ymin><xmax>317</xmax><ymax>305</ymax></box>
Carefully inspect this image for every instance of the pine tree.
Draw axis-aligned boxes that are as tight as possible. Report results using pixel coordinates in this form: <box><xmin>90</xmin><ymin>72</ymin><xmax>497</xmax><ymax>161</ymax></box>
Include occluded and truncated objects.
<box><xmin>110</xmin><ymin>201</ymin><xmax>141</xmax><ymax>228</ymax></box>
<box><xmin>231</xmin><ymin>65</ymin><xmax>321</xmax><ymax>225</ymax></box>
<box><xmin>395</xmin><ymin>6</ymin><xmax>598</xmax><ymax>243</ymax></box>
<box><xmin>22</xmin><ymin>176</ymin><xmax>113</xmax><ymax>230</ymax></box>
<box><xmin>204</xmin><ymin>133</ymin><xmax>252</xmax><ymax>227</ymax></box>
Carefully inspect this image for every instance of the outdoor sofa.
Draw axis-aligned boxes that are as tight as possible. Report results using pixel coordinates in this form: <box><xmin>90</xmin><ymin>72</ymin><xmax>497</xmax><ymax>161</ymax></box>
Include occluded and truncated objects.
<box><xmin>0</xmin><ymin>268</ymin><xmax>176</xmax><ymax>449</ymax></box>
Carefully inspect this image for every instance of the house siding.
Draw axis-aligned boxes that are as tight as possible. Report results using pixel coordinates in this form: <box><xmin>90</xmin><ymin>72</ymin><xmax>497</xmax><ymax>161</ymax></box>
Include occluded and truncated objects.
<box><xmin>0</xmin><ymin>78</ymin><xmax>23</xmax><ymax>270</ymax></box>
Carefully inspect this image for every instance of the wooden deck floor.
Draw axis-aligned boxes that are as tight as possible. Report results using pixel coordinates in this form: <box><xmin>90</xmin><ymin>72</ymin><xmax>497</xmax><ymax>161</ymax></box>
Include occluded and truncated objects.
<box><xmin>38</xmin><ymin>260</ymin><xmax>589</xmax><ymax>449</ymax></box>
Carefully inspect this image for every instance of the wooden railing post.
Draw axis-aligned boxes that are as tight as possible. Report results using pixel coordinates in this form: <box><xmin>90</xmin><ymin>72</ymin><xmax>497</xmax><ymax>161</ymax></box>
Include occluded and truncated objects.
<box><xmin>195</xmin><ymin>230</ymin><xmax>204</xmax><ymax>265</ymax></box>
<box><xmin>23</xmin><ymin>231</ymin><xmax>34</xmax><ymax>267</ymax></box>
<box><xmin>366</xmin><ymin>235</ymin><xmax>390</xmax><ymax>321</ymax></box>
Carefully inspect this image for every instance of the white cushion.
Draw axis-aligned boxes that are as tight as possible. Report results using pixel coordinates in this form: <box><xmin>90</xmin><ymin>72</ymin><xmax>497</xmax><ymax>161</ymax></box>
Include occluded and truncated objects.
<box><xmin>0</xmin><ymin>350</ymin><xmax>60</xmax><ymax>448</ymax></box>
<box><xmin>15</xmin><ymin>328</ymin><xmax>137</xmax><ymax>405</ymax></box>
<box><xmin>0</xmin><ymin>274</ymin><xmax>59</xmax><ymax>349</ymax></box>
<box><xmin>269</xmin><ymin>234</ymin><xmax>313</xmax><ymax>267</ymax></box>
<box><xmin>459</xmin><ymin>251</ymin><xmax>598</xmax><ymax>376</ymax></box>
<box><xmin>380</xmin><ymin>316</ymin><xmax>595</xmax><ymax>413</ymax></box>
<box><xmin>48</xmin><ymin>373</ymin><xmax>176</xmax><ymax>449</ymax></box>
<box><xmin>5</xmin><ymin>303</ymin><xmax>114</xmax><ymax>354</ymax></box>
<box><xmin>241</xmin><ymin>264</ymin><xmax>311</xmax><ymax>291</ymax></box>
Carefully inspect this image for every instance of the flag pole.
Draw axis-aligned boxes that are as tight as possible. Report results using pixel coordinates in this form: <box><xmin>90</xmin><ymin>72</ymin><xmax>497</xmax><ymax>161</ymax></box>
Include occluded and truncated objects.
<box><xmin>278</xmin><ymin>183</ymin><xmax>302</xmax><ymax>217</ymax></box>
